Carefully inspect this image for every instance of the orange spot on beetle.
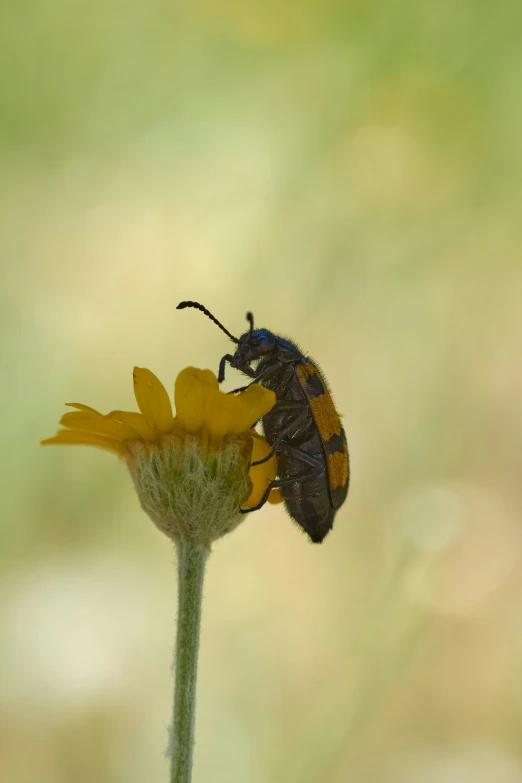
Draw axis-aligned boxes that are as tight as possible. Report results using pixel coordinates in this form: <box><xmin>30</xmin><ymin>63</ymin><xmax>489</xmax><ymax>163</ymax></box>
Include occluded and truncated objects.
<box><xmin>296</xmin><ymin>364</ymin><xmax>342</xmax><ymax>442</ymax></box>
<box><xmin>328</xmin><ymin>450</ymin><xmax>349</xmax><ymax>490</ymax></box>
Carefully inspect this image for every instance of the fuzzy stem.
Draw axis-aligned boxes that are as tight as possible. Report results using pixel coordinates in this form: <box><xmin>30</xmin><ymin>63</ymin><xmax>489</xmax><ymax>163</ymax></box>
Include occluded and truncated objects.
<box><xmin>170</xmin><ymin>540</ymin><xmax>209</xmax><ymax>783</ymax></box>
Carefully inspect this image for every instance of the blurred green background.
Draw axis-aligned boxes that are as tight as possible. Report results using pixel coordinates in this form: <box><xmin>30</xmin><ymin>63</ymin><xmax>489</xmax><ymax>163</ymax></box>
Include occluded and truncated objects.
<box><xmin>2</xmin><ymin>1</ymin><xmax>522</xmax><ymax>781</ymax></box>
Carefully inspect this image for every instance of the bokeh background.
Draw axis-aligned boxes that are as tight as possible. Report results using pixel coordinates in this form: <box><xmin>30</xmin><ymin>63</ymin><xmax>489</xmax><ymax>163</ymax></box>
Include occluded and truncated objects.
<box><xmin>2</xmin><ymin>1</ymin><xmax>522</xmax><ymax>781</ymax></box>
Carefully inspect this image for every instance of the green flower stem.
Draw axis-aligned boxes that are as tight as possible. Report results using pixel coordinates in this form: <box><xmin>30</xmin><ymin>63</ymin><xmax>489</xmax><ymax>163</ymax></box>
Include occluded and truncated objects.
<box><xmin>170</xmin><ymin>540</ymin><xmax>209</xmax><ymax>783</ymax></box>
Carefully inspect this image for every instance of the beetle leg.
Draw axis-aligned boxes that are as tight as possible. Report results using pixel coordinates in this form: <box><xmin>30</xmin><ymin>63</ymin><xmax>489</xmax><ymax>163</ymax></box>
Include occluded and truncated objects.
<box><xmin>273</xmin><ymin>468</ymin><xmax>324</xmax><ymax>486</ymax></box>
<box><xmin>277</xmin><ymin>442</ymin><xmax>325</xmax><ymax>472</ymax></box>
<box><xmin>239</xmin><ymin>482</ymin><xmax>274</xmax><ymax>513</ymax></box>
<box><xmin>272</xmin><ymin>399</ymin><xmax>308</xmax><ymax>410</ymax></box>
<box><xmin>219</xmin><ymin>354</ymin><xmax>257</xmax><ymax>383</ymax></box>
<box><xmin>226</xmin><ymin>360</ymin><xmax>296</xmax><ymax>393</ymax></box>
<box><xmin>244</xmin><ymin>360</ymin><xmax>291</xmax><ymax>387</ymax></box>
<box><xmin>218</xmin><ymin>355</ymin><xmax>257</xmax><ymax>384</ymax></box>
<box><xmin>227</xmin><ymin>384</ymin><xmax>251</xmax><ymax>395</ymax></box>
<box><xmin>218</xmin><ymin>354</ymin><xmax>235</xmax><ymax>383</ymax></box>
<box><xmin>239</xmin><ymin>464</ymin><xmax>324</xmax><ymax>514</ymax></box>
<box><xmin>250</xmin><ymin>451</ymin><xmax>275</xmax><ymax>466</ymax></box>
<box><xmin>250</xmin><ymin>405</ymin><xmax>309</xmax><ymax>465</ymax></box>
<box><xmin>226</xmin><ymin>364</ymin><xmax>296</xmax><ymax>395</ymax></box>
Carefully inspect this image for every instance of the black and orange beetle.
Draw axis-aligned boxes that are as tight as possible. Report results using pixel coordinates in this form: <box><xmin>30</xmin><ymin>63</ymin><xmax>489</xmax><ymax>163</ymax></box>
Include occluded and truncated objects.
<box><xmin>176</xmin><ymin>301</ymin><xmax>349</xmax><ymax>542</ymax></box>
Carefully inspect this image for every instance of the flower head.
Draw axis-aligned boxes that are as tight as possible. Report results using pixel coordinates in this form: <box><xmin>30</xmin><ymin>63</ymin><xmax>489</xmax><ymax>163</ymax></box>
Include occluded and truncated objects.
<box><xmin>42</xmin><ymin>367</ymin><xmax>280</xmax><ymax>546</ymax></box>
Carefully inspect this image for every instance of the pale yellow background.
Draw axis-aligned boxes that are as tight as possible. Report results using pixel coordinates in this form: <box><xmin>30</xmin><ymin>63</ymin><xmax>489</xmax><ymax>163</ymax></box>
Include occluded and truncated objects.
<box><xmin>2</xmin><ymin>2</ymin><xmax>522</xmax><ymax>781</ymax></box>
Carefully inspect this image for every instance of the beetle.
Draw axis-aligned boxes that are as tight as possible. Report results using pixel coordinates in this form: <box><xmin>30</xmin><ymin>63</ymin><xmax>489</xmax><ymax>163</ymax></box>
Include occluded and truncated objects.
<box><xmin>176</xmin><ymin>301</ymin><xmax>349</xmax><ymax>542</ymax></box>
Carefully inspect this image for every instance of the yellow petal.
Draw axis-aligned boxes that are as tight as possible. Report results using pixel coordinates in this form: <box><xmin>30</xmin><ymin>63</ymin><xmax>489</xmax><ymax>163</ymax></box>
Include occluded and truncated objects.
<box><xmin>65</xmin><ymin>402</ymin><xmax>102</xmax><ymax>415</ymax></box>
<box><xmin>174</xmin><ymin>368</ymin><xmax>276</xmax><ymax>443</ymax></box>
<box><xmin>106</xmin><ymin>410</ymin><xmax>158</xmax><ymax>441</ymax></box>
<box><xmin>174</xmin><ymin>367</ymin><xmax>219</xmax><ymax>434</ymax></box>
<box><xmin>133</xmin><ymin>367</ymin><xmax>174</xmax><ymax>433</ymax></box>
<box><xmin>203</xmin><ymin>383</ymin><xmax>276</xmax><ymax>443</ymax></box>
<box><xmin>245</xmin><ymin>435</ymin><xmax>277</xmax><ymax>508</ymax></box>
<box><xmin>203</xmin><ymin>392</ymin><xmax>238</xmax><ymax>442</ymax></box>
<box><xmin>41</xmin><ymin>430</ymin><xmax>125</xmax><ymax>454</ymax></box>
<box><xmin>268</xmin><ymin>488</ymin><xmax>284</xmax><ymax>504</ymax></box>
<box><xmin>59</xmin><ymin>411</ymin><xmax>137</xmax><ymax>441</ymax></box>
<box><xmin>227</xmin><ymin>384</ymin><xmax>276</xmax><ymax>434</ymax></box>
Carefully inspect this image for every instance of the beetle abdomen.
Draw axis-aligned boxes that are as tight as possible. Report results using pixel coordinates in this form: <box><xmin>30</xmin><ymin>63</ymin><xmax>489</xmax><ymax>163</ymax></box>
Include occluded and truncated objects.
<box><xmin>295</xmin><ymin>361</ymin><xmax>349</xmax><ymax>508</ymax></box>
<box><xmin>280</xmin><ymin>460</ymin><xmax>335</xmax><ymax>543</ymax></box>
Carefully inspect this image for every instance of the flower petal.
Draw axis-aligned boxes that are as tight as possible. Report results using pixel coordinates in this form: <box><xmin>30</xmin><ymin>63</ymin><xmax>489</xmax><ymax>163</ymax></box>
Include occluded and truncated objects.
<box><xmin>268</xmin><ymin>487</ymin><xmax>284</xmax><ymax>504</ymax></box>
<box><xmin>245</xmin><ymin>434</ymin><xmax>277</xmax><ymax>508</ymax></box>
<box><xmin>60</xmin><ymin>411</ymin><xmax>137</xmax><ymax>441</ymax></box>
<box><xmin>41</xmin><ymin>430</ymin><xmax>125</xmax><ymax>454</ymax></box>
<box><xmin>203</xmin><ymin>392</ymin><xmax>238</xmax><ymax>442</ymax></box>
<box><xmin>174</xmin><ymin>368</ymin><xmax>276</xmax><ymax>443</ymax></box>
<box><xmin>133</xmin><ymin>367</ymin><xmax>174</xmax><ymax>433</ymax></box>
<box><xmin>65</xmin><ymin>402</ymin><xmax>102</xmax><ymax>415</ymax></box>
<box><xmin>106</xmin><ymin>410</ymin><xmax>158</xmax><ymax>441</ymax></box>
<box><xmin>174</xmin><ymin>367</ymin><xmax>219</xmax><ymax>434</ymax></box>
<box><xmin>227</xmin><ymin>384</ymin><xmax>276</xmax><ymax>434</ymax></box>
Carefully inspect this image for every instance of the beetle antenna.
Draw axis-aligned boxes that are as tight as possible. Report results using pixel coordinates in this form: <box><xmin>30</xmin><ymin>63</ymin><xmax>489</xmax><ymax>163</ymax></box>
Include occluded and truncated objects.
<box><xmin>176</xmin><ymin>301</ymin><xmax>239</xmax><ymax>343</ymax></box>
<box><xmin>246</xmin><ymin>311</ymin><xmax>254</xmax><ymax>339</ymax></box>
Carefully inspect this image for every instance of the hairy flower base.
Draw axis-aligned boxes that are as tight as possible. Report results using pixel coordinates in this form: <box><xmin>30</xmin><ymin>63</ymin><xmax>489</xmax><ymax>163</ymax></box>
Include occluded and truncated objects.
<box><xmin>126</xmin><ymin>431</ymin><xmax>254</xmax><ymax>546</ymax></box>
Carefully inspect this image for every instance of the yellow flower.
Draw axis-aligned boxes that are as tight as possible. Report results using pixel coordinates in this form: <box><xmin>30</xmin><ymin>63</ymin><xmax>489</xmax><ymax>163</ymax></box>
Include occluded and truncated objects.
<box><xmin>42</xmin><ymin>367</ymin><xmax>281</xmax><ymax>545</ymax></box>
